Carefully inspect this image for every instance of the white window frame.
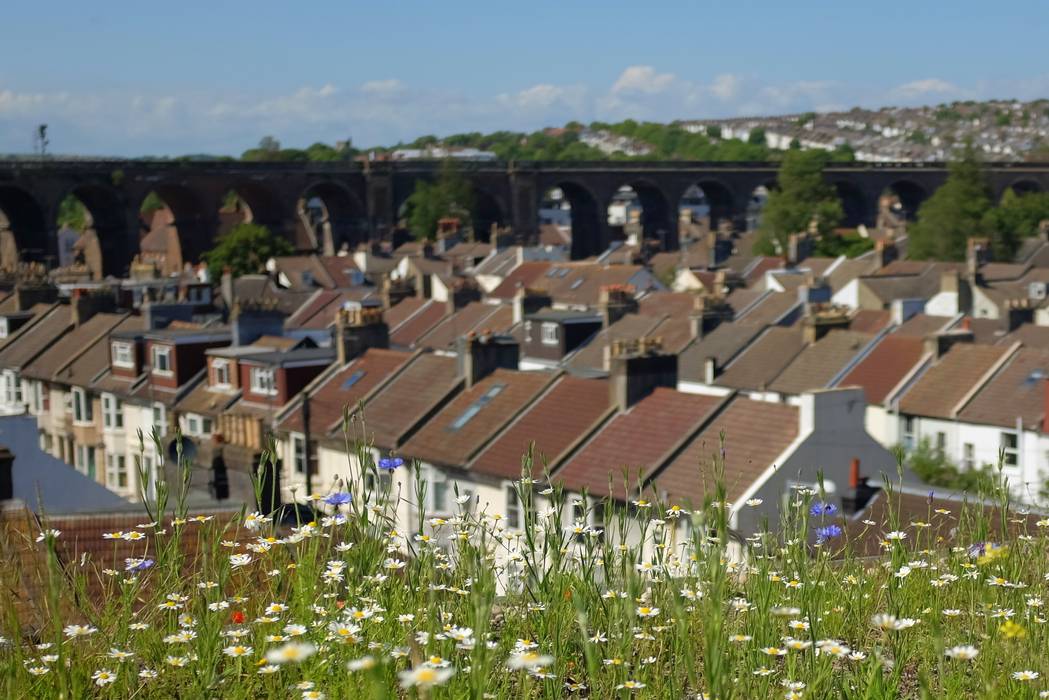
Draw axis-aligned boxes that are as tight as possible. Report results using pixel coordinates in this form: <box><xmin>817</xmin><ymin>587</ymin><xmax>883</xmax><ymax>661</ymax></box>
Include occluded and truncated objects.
<box><xmin>1000</xmin><ymin>431</ymin><xmax>1019</xmax><ymax>468</ymax></box>
<box><xmin>250</xmin><ymin>367</ymin><xmax>277</xmax><ymax>396</ymax></box>
<box><xmin>212</xmin><ymin>359</ymin><xmax>232</xmax><ymax>388</ymax></box>
<box><xmin>152</xmin><ymin>402</ymin><xmax>168</xmax><ymax>436</ymax></box>
<box><xmin>106</xmin><ymin>453</ymin><xmax>128</xmax><ymax>490</ymax></box>
<box><xmin>101</xmin><ymin>393</ymin><xmax>123</xmax><ymax>430</ymax></box>
<box><xmin>112</xmin><ymin>341</ymin><xmax>135</xmax><ymax>369</ymax></box>
<box><xmin>540</xmin><ymin>322</ymin><xmax>559</xmax><ymax>346</ymax></box>
<box><xmin>426</xmin><ymin>469</ymin><xmax>449</xmax><ymax>514</ymax></box>
<box><xmin>151</xmin><ymin>345</ymin><xmax>173</xmax><ymax>376</ymax></box>
<box><xmin>290</xmin><ymin>433</ymin><xmax>307</xmax><ymax>474</ymax></box>
<box><xmin>72</xmin><ymin>387</ymin><xmax>93</xmax><ymax>425</ymax></box>
<box><xmin>963</xmin><ymin>442</ymin><xmax>975</xmax><ymax>470</ymax></box>
<box><xmin>505</xmin><ymin>484</ymin><xmax>521</xmax><ymax>529</ymax></box>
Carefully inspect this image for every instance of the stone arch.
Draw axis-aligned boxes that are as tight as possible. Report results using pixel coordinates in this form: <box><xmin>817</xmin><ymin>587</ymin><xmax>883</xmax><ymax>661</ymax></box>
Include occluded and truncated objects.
<box><xmin>689</xmin><ymin>180</ymin><xmax>736</xmax><ymax>230</ymax></box>
<box><xmin>887</xmin><ymin>180</ymin><xmax>929</xmax><ymax>220</ymax></box>
<box><xmin>833</xmin><ymin>180</ymin><xmax>869</xmax><ymax>227</ymax></box>
<box><xmin>228</xmin><ymin>181</ymin><xmax>288</xmax><ymax>236</ymax></box>
<box><xmin>607</xmin><ymin>179</ymin><xmax>675</xmax><ymax>250</ymax></box>
<box><xmin>298</xmin><ymin>180</ymin><xmax>367</xmax><ymax>254</ymax></box>
<box><xmin>0</xmin><ymin>185</ymin><xmax>50</xmax><ymax>272</ymax></box>
<box><xmin>134</xmin><ymin>184</ymin><xmax>213</xmax><ymax>276</ymax></box>
<box><xmin>59</xmin><ymin>183</ymin><xmax>131</xmax><ymax>278</ymax></box>
<box><xmin>470</xmin><ymin>187</ymin><xmax>507</xmax><ymax>243</ymax></box>
<box><xmin>539</xmin><ymin>181</ymin><xmax>604</xmax><ymax>259</ymax></box>
<box><xmin>1001</xmin><ymin>179</ymin><xmax>1043</xmax><ymax>199</ymax></box>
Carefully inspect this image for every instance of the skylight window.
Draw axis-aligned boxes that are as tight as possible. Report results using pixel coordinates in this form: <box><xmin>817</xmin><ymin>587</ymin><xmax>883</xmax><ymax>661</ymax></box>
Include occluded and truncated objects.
<box><xmin>341</xmin><ymin>370</ymin><xmax>366</xmax><ymax>390</ymax></box>
<box><xmin>1024</xmin><ymin>369</ymin><xmax>1047</xmax><ymax>386</ymax></box>
<box><xmin>569</xmin><ymin>278</ymin><xmax>584</xmax><ymax>290</ymax></box>
<box><xmin>448</xmin><ymin>383</ymin><xmax>505</xmax><ymax>431</ymax></box>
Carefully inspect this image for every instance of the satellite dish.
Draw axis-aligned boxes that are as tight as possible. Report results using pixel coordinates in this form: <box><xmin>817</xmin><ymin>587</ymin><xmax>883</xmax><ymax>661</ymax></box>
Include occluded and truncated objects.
<box><xmin>167</xmin><ymin>436</ymin><xmax>198</xmax><ymax>464</ymax></box>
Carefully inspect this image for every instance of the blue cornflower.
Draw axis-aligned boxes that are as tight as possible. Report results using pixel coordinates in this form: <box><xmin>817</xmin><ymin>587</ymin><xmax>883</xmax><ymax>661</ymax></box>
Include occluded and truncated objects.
<box><xmin>324</xmin><ymin>491</ymin><xmax>352</xmax><ymax>507</ymax></box>
<box><xmin>810</xmin><ymin>501</ymin><xmax>838</xmax><ymax>517</ymax></box>
<box><xmin>125</xmin><ymin>558</ymin><xmax>154</xmax><ymax>572</ymax></box>
<box><xmin>815</xmin><ymin>524</ymin><xmax>843</xmax><ymax>544</ymax></box>
<box><xmin>378</xmin><ymin>457</ymin><xmax>404</xmax><ymax>472</ymax></box>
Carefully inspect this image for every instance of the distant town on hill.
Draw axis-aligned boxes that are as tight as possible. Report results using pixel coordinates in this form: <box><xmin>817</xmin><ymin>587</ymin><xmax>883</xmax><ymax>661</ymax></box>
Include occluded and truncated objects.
<box><xmin>199</xmin><ymin>98</ymin><xmax>1049</xmax><ymax>164</ymax></box>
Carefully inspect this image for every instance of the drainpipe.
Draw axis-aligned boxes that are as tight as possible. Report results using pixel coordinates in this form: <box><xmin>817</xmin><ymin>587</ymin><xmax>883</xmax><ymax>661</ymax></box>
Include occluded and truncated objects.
<box><xmin>302</xmin><ymin>392</ymin><xmax>313</xmax><ymax>498</ymax></box>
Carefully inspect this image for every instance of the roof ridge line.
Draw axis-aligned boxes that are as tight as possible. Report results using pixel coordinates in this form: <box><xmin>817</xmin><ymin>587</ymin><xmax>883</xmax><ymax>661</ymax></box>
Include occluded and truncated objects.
<box><xmin>950</xmin><ymin>341</ymin><xmax>1022</xmax><ymax>418</ymax></box>
<box><xmin>641</xmin><ymin>391</ymin><xmax>737</xmax><ymax>497</ymax></box>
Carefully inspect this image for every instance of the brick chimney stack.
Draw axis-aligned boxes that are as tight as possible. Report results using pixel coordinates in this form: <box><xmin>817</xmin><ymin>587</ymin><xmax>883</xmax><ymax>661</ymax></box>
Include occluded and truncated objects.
<box><xmin>335</xmin><ymin>300</ymin><xmax>389</xmax><ymax>366</ymax></box>
<box><xmin>608</xmin><ymin>337</ymin><xmax>677</xmax><ymax>411</ymax></box>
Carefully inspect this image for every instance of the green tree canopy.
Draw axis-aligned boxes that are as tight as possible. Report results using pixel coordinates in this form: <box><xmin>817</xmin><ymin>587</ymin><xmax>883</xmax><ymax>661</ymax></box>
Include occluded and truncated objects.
<box><xmin>57</xmin><ymin>195</ymin><xmax>88</xmax><ymax>231</ymax></box>
<box><xmin>908</xmin><ymin>143</ymin><xmax>992</xmax><ymax>260</ymax></box>
<box><xmin>203</xmin><ymin>222</ymin><xmax>294</xmax><ymax>278</ymax></box>
<box><xmin>404</xmin><ymin>160</ymin><xmax>474</xmax><ymax>240</ymax></box>
<box><xmin>757</xmin><ymin>150</ymin><xmax>843</xmax><ymax>254</ymax></box>
<box><xmin>982</xmin><ymin>188</ymin><xmax>1049</xmax><ymax>258</ymax></box>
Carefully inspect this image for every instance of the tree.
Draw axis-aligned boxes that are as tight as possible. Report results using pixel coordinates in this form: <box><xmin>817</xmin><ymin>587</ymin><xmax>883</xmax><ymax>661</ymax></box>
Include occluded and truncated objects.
<box><xmin>404</xmin><ymin>160</ymin><xmax>474</xmax><ymax>240</ymax></box>
<box><xmin>908</xmin><ymin>143</ymin><xmax>992</xmax><ymax>260</ymax></box>
<box><xmin>982</xmin><ymin>188</ymin><xmax>1049</xmax><ymax>258</ymax></box>
<box><xmin>757</xmin><ymin>150</ymin><xmax>843</xmax><ymax>254</ymax></box>
<box><xmin>203</xmin><ymin>223</ymin><xmax>294</xmax><ymax>277</ymax></box>
<box><xmin>57</xmin><ymin>195</ymin><xmax>88</xmax><ymax>231</ymax></box>
<box><xmin>748</xmin><ymin>127</ymin><xmax>767</xmax><ymax>146</ymax></box>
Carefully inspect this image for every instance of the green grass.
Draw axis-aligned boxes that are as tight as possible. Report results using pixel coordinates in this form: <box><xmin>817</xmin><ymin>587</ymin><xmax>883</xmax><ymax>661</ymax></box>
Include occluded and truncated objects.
<box><xmin>2</xmin><ymin>430</ymin><xmax>1048</xmax><ymax>699</ymax></box>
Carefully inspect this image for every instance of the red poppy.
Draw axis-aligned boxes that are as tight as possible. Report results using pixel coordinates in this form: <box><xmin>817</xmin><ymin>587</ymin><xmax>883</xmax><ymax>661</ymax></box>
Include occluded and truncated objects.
<box><xmin>230</xmin><ymin>611</ymin><xmax>245</xmax><ymax>624</ymax></box>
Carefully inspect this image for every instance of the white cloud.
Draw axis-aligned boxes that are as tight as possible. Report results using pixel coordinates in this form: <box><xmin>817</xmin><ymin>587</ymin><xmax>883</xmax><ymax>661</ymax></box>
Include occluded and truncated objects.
<box><xmin>1</xmin><ymin>69</ymin><xmax>1045</xmax><ymax>156</ymax></box>
<box><xmin>360</xmin><ymin>79</ymin><xmax>403</xmax><ymax>95</ymax></box>
<box><xmin>611</xmin><ymin>65</ymin><xmax>677</xmax><ymax>95</ymax></box>
<box><xmin>889</xmin><ymin>78</ymin><xmax>964</xmax><ymax>101</ymax></box>
<box><xmin>710</xmin><ymin>74</ymin><xmax>741</xmax><ymax>101</ymax></box>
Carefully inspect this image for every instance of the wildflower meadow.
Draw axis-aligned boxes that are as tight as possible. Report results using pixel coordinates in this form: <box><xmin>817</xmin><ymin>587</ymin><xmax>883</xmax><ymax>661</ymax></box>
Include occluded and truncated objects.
<box><xmin>3</xmin><ymin>430</ymin><xmax>1049</xmax><ymax>699</ymax></box>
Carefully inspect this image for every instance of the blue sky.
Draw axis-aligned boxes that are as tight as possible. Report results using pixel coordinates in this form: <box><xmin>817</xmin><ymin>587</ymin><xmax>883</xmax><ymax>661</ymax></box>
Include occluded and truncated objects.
<box><xmin>2</xmin><ymin>1</ymin><xmax>1047</xmax><ymax>156</ymax></box>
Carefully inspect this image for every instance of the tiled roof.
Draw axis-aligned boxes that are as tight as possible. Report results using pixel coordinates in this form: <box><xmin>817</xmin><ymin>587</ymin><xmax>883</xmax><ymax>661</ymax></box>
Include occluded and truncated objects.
<box><xmin>384</xmin><ymin>297</ymin><xmax>430</xmax><ymax>330</ymax></box>
<box><xmin>894</xmin><ymin>313</ymin><xmax>952</xmax><ymax>338</ymax></box>
<box><xmin>957</xmin><ymin>347</ymin><xmax>1049</xmax><ymax>429</ymax></box>
<box><xmin>389</xmin><ymin>300</ymin><xmax>448</xmax><ymax>348</ymax></box>
<box><xmin>356</xmin><ymin>353</ymin><xmax>462</xmax><ymax>451</ymax></box>
<box><xmin>769</xmin><ymin>330</ymin><xmax>874</xmax><ymax>395</ymax></box>
<box><xmin>63</xmin><ymin>315</ymin><xmax>145</xmax><ymax>388</ymax></box>
<box><xmin>487</xmin><ymin>261</ymin><xmax>554</xmax><ymax>300</ymax></box>
<box><xmin>21</xmin><ymin>312</ymin><xmax>129</xmax><ymax>381</ymax></box>
<box><xmin>826</xmin><ymin>258</ymin><xmax>874</xmax><ymax>292</ymax></box>
<box><xmin>836</xmin><ymin>335</ymin><xmax>927</xmax><ymax>405</ymax></box>
<box><xmin>715</xmin><ymin>326</ymin><xmax>805</xmax><ymax>391</ymax></box>
<box><xmin>553</xmin><ymin>388</ymin><xmax>725</xmax><ymax>500</ymax></box>
<box><xmin>415</xmin><ymin>302</ymin><xmax>511</xmax><ymax>350</ymax></box>
<box><xmin>849</xmin><ymin>309</ymin><xmax>892</xmax><ymax>334</ymax></box>
<box><xmin>541</xmin><ymin>263</ymin><xmax>649</xmax><ymax>308</ymax></box>
<box><xmin>564</xmin><ymin>314</ymin><xmax>662</xmax><ymax>374</ymax></box>
<box><xmin>471</xmin><ymin>377</ymin><xmax>612</xmax><ymax>479</ymax></box>
<box><xmin>402</xmin><ymin>369</ymin><xmax>554</xmax><ymax>467</ymax></box>
<box><xmin>175</xmin><ymin>379</ymin><xmax>240</xmax><ymax>417</ymax></box>
<box><xmin>723</xmin><ymin>287</ymin><xmax>765</xmax><ymax>316</ymax></box>
<box><xmin>278</xmin><ymin>348</ymin><xmax>412</xmax><ymax>434</ymax></box>
<box><xmin>998</xmin><ymin>323</ymin><xmax>1049</xmax><ymax>348</ymax></box>
<box><xmin>735</xmin><ymin>292</ymin><xmax>800</xmax><ymax>326</ymax></box>
<box><xmin>898</xmin><ymin>343</ymin><xmax>1013</xmax><ymax>419</ymax></box>
<box><xmin>678</xmin><ymin>322</ymin><xmax>765</xmax><ymax>382</ymax></box>
<box><xmin>637</xmin><ymin>292</ymin><xmax>697</xmax><ymax>319</ymax></box>
<box><xmin>654</xmin><ymin>396</ymin><xmax>799</xmax><ymax>505</ymax></box>
<box><xmin>472</xmin><ymin>247</ymin><xmax>520</xmax><ymax>278</ymax></box>
<box><xmin>0</xmin><ymin>305</ymin><xmax>71</xmax><ymax>371</ymax></box>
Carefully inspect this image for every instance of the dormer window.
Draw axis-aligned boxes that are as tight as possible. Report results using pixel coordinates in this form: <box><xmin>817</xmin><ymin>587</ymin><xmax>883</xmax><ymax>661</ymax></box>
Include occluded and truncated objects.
<box><xmin>112</xmin><ymin>341</ymin><xmax>135</xmax><ymax>369</ymax></box>
<box><xmin>250</xmin><ymin>367</ymin><xmax>277</xmax><ymax>396</ymax></box>
<box><xmin>541</xmin><ymin>322</ymin><xmax>558</xmax><ymax>345</ymax></box>
<box><xmin>212</xmin><ymin>359</ymin><xmax>231</xmax><ymax>388</ymax></box>
<box><xmin>151</xmin><ymin>345</ymin><xmax>172</xmax><ymax>376</ymax></box>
